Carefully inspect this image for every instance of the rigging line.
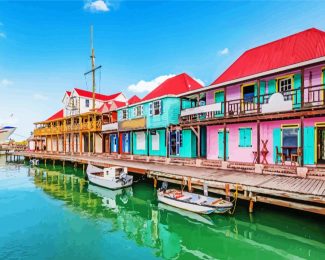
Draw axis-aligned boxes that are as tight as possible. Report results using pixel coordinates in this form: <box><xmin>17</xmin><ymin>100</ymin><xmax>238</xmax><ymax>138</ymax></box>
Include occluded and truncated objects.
<box><xmin>84</xmin><ymin>73</ymin><xmax>89</xmax><ymax>91</ymax></box>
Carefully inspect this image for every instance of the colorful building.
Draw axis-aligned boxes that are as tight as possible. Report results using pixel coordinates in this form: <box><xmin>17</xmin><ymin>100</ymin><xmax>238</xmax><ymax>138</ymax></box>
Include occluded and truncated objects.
<box><xmin>179</xmin><ymin>28</ymin><xmax>325</xmax><ymax>166</ymax></box>
<box><xmin>117</xmin><ymin>73</ymin><xmax>203</xmax><ymax>158</ymax></box>
<box><xmin>34</xmin><ymin>88</ymin><xmax>127</xmax><ymax>154</ymax></box>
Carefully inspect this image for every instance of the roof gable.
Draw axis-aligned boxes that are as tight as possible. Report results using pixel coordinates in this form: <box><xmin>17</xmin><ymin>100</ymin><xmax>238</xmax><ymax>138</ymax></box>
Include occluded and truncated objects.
<box><xmin>128</xmin><ymin>95</ymin><xmax>141</xmax><ymax>105</ymax></box>
<box><xmin>142</xmin><ymin>73</ymin><xmax>203</xmax><ymax>101</ymax></box>
<box><xmin>212</xmin><ymin>28</ymin><xmax>325</xmax><ymax>85</ymax></box>
<box><xmin>46</xmin><ymin>109</ymin><xmax>64</xmax><ymax>121</ymax></box>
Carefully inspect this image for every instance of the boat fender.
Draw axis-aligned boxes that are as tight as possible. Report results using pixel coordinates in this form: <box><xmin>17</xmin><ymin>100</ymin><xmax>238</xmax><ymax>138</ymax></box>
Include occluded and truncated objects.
<box><xmin>174</xmin><ymin>191</ymin><xmax>183</xmax><ymax>199</ymax></box>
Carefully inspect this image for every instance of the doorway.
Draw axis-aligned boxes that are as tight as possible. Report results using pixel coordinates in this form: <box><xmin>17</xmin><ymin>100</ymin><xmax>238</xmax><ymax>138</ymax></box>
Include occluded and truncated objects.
<box><xmin>317</xmin><ymin>127</ymin><xmax>325</xmax><ymax>164</ymax></box>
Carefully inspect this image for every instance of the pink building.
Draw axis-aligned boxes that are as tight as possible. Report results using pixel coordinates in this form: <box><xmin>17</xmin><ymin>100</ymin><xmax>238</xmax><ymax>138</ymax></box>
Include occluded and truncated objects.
<box><xmin>179</xmin><ymin>28</ymin><xmax>325</xmax><ymax>166</ymax></box>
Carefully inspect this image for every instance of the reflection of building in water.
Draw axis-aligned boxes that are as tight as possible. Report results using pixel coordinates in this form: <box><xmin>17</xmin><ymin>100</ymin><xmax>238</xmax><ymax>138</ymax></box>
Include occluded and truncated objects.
<box><xmin>33</xmin><ymin>170</ymin><xmax>325</xmax><ymax>260</ymax></box>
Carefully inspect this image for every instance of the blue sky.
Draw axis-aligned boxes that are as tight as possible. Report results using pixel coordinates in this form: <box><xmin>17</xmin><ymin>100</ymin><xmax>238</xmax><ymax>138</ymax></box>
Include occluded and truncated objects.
<box><xmin>1</xmin><ymin>0</ymin><xmax>325</xmax><ymax>139</ymax></box>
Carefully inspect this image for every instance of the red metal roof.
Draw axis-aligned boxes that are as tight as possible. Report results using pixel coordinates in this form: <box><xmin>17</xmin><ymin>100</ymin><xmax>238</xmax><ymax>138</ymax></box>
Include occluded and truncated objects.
<box><xmin>98</xmin><ymin>101</ymin><xmax>127</xmax><ymax>113</ymax></box>
<box><xmin>212</xmin><ymin>28</ymin><xmax>325</xmax><ymax>85</ymax></box>
<box><xmin>46</xmin><ymin>109</ymin><xmax>64</xmax><ymax>121</ymax></box>
<box><xmin>74</xmin><ymin>88</ymin><xmax>121</xmax><ymax>101</ymax></box>
<box><xmin>142</xmin><ymin>73</ymin><xmax>203</xmax><ymax>101</ymax></box>
<box><xmin>66</xmin><ymin>91</ymin><xmax>71</xmax><ymax>97</ymax></box>
<box><xmin>128</xmin><ymin>95</ymin><xmax>141</xmax><ymax>105</ymax></box>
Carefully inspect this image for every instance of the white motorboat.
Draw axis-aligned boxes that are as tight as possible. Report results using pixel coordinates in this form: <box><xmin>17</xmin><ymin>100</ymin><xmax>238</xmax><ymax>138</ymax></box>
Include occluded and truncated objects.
<box><xmin>86</xmin><ymin>164</ymin><xmax>133</xmax><ymax>190</ymax></box>
<box><xmin>158</xmin><ymin>189</ymin><xmax>233</xmax><ymax>215</ymax></box>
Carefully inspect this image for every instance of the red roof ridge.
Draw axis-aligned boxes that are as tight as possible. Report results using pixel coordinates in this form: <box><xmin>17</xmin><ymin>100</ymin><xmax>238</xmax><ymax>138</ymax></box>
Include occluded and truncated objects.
<box><xmin>46</xmin><ymin>109</ymin><xmax>64</xmax><ymax>121</ymax></box>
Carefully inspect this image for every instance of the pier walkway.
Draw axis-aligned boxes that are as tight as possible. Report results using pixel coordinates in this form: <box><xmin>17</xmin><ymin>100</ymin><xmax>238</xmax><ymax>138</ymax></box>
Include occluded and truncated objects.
<box><xmin>12</xmin><ymin>151</ymin><xmax>325</xmax><ymax>215</ymax></box>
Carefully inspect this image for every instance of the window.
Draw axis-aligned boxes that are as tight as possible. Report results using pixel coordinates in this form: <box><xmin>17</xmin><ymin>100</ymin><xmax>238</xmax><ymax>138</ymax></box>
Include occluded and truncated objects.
<box><xmin>278</xmin><ymin>77</ymin><xmax>292</xmax><ymax>92</ymax></box>
<box><xmin>153</xmin><ymin>100</ymin><xmax>161</xmax><ymax>115</ymax></box>
<box><xmin>134</xmin><ymin>105</ymin><xmax>143</xmax><ymax>117</ymax></box>
<box><xmin>122</xmin><ymin>109</ymin><xmax>128</xmax><ymax>120</ymax></box>
<box><xmin>85</xmin><ymin>99</ymin><xmax>90</xmax><ymax>107</ymax></box>
<box><xmin>239</xmin><ymin>128</ymin><xmax>252</xmax><ymax>147</ymax></box>
<box><xmin>149</xmin><ymin>100</ymin><xmax>161</xmax><ymax>116</ymax></box>
<box><xmin>242</xmin><ymin>85</ymin><xmax>255</xmax><ymax>103</ymax></box>
<box><xmin>282</xmin><ymin>127</ymin><xmax>298</xmax><ymax>156</ymax></box>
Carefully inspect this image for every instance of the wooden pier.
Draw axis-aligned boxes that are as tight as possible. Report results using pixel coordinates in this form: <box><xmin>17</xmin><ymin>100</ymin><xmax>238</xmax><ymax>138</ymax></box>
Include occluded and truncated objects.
<box><xmin>13</xmin><ymin>151</ymin><xmax>325</xmax><ymax>215</ymax></box>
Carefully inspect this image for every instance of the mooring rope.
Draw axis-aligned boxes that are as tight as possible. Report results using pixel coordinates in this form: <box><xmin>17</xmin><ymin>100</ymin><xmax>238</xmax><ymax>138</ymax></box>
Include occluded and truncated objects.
<box><xmin>228</xmin><ymin>184</ymin><xmax>239</xmax><ymax>215</ymax></box>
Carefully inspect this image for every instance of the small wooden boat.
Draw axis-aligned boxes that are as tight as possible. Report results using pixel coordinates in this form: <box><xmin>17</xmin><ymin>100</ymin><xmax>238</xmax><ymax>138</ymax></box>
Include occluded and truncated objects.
<box><xmin>158</xmin><ymin>189</ymin><xmax>233</xmax><ymax>214</ymax></box>
<box><xmin>86</xmin><ymin>164</ymin><xmax>133</xmax><ymax>190</ymax></box>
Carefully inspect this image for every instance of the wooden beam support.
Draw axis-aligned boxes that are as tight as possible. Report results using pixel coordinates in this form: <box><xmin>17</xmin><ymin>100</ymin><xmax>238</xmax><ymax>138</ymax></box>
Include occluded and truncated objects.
<box><xmin>223</xmin><ymin>123</ymin><xmax>227</xmax><ymax>161</ymax></box>
<box><xmin>257</xmin><ymin>120</ymin><xmax>261</xmax><ymax>164</ymax></box>
<box><xmin>301</xmin><ymin>68</ymin><xmax>305</xmax><ymax>108</ymax></box>
<box><xmin>300</xmin><ymin>116</ymin><xmax>304</xmax><ymax>167</ymax></box>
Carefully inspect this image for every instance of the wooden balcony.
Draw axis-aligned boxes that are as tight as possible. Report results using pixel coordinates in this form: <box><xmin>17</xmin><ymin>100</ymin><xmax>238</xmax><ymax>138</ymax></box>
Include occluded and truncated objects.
<box><xmin>102</xmin><ymin>122</ymin><xmax>118</xmax><ymax>132</ymax></box>
<box><xmin>180</xmin><ymin>85</ymin><xmax>324</xmax><ymax>124</ymax></box>
<box><xmin>34</xmin><ymin>121</ymin><xmax>102</xmax><ymax>136</ymax></box>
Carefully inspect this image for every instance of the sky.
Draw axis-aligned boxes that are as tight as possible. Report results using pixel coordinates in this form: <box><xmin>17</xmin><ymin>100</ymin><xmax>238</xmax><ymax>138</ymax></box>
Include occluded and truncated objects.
<box><xmin>1</xmin><ymin>0</ymin><xmax>325</xmax><ymax>140</ymax></box>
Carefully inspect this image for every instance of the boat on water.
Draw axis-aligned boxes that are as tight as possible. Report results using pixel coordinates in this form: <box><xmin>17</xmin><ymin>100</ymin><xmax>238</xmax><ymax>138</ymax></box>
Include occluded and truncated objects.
<box><xmin>86</xmin><ymin>164</ymin><xmax>133</xmax><ymax>190</ymax></box>
<box><xmin>158</xmin><ymin>189</ymin><xmax>233</xmax><ymax>215</ymax></box>
<box><xmin>0</xmin><ymin>126</ymin><xmax>16</xmax><ymax>144</ymax></box>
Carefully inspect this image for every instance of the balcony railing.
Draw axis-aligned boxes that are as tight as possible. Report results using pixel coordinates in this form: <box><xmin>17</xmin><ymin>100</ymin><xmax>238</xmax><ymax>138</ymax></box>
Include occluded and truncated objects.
<box><xmin>34</xmin><ymin>121</ymin><xmax>102</xmax><ymax>136</ymax></box>
<box><xmin>102</xmin><ymin>122</ymin><xmax>118</xmax><ymax>132</ymax></box>
<box><xmin>180</xmin><ymin>84</ymin><xmax>324</xmax><ymax>124</ymax></box>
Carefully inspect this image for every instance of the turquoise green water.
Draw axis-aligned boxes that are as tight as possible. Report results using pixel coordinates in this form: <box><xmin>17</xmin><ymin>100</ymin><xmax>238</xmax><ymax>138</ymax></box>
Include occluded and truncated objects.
<box><xmin>1</xmin><ymin>158</ymin><xmax>325</xmax><ymax>259</ymax></box>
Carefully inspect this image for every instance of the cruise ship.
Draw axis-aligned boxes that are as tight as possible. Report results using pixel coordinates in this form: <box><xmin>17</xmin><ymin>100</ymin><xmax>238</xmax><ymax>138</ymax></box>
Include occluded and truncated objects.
<box><xmin>0</xmin><ymin>126</ymin><xmax>16</xmax><ymax>144</ymax></box>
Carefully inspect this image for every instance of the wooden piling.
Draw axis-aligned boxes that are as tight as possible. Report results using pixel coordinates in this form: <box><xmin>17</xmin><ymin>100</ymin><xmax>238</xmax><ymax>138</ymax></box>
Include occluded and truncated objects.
<box><xmin>249</xmin><ymin>200</ymin><xmax>254</xmax><ymax>213</ymax></box>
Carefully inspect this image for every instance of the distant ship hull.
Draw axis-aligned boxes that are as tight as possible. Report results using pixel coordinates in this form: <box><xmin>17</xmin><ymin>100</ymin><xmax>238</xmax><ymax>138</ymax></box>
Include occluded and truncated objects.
<box><xmin>0</xmin><ymin>126</ymin><xmax>16</xmax><ymax>144</ymax></box>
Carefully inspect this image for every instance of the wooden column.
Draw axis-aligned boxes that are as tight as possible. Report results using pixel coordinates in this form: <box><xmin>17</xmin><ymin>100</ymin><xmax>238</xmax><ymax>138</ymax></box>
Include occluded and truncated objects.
<box><xmin>88</xmin><ymin>131</ymin><xmax>91</xmax><ymax>154</ymax></box>
<box><xmin>57</xmin><ymin>134</ymin><xmax>59</xmax><ymax>153</ymax></box>
<box><xmin>79</xmin><ymin>133</ymin><xmax>82</xmax><ymax>154</ymax></box>
<box><xmin>300</xmin><ymin>116</ymin><xmax>304</xmax><ymax>167</ymax></box>
<box><xmin>223</xmin><ymin>87</ymin><xmax>227</xmax><ymax>116</ymax></box>
<box><xmin>63</xmin><ymin>134</ymin><xmax>66</xmax><ymax>154</ymax></box>
<box><xmin>93</xmin><ymin>132</ymin><xmax>96</xmax><ymax>154</ymax></box>
<box><xmin>50</xmin><ymin>135</ymin><xmax>53</xmax><ymax>153</ymax></box>
<box><xmin>223</xmin><ymin>123</ymin><xmax>227</xmax><ymax>161</ymax></box>
<box><xmin>257</xmin><ymin>120</ymin><xmax>261</xmax><ymax>164</ymax></box>
<box><xmin>257</xmin><ymin>79</ymin><xmax>261</xmax><ymax>113</ymax></box>
<box><xmin>197</xmin><ymin>126</ymin><xmax>201</xmax><ymax>158</ymax></box>
<box><xmin>147</xmin><ymin>129</ymin><xmax>150</xmax><ymax>156</ymax></box>
<box><xmin>166</xmin><ymin>127</ymin><xmax>170</xmax><ymax>158</ymax></box>
<box><xmin>71</xmin><ymin>133</ymin><xmax>74</xmax><ymax>154</ymax></box>
<box><xmin>301</xmin><ymin>68</ymin><xmax>305</xmax><ymax>108</ymax></box>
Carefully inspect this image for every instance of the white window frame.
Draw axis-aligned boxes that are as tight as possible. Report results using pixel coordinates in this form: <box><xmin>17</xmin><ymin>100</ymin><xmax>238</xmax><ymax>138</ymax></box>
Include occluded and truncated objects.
<box><xmin>122</xmin><ymin>109</ymin><xmax>128</xmax><ymax>120</ymax></box>
<box><xmin>134</xmin><ymin>105</ymin><xmax>143</xmax><ymax>117</ymax></box>
<box><xmin>278</xmin><ymin>77</ymin><xmax>292</xmax><ymax>93</ymax></box>
<box><xmin>85</xmin><ymin>99</ymin><xmax>90</xmax><ymax>108</ymax></box>
<box><xmin>153</xmin><ymin>100</ymin><xmax>161</xmax><ymax>115</ymax></box>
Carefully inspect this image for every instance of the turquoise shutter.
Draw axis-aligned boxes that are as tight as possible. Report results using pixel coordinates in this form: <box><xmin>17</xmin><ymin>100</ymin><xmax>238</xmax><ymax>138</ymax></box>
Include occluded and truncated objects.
<box><xmin>293</xmin><ymin>74</ymin><xmax>301</xmax><ymax>109</ymax></box>
<box><xmin>246</xmin><ymin>128</ymin><xmax>252</xmax><ymax>147</ymax></box>
<box><xmin>226</xmin><ymin>130</ymin><xmax>229</xmax><ymax>159</ymax></box>
<box><xmin>215</xmin><ymin>91</ymin><xmax>225</xmax><ymax>116</ymax></box>
<box><xmin>218</xmin><ymin>131</ymin><xmax>224</xmax><ymax>159</ymax></box>
<box><xmin>260</xmin><ymin>81</ymin><xmax>266</xmax><ymax>103</ymax></box>
<box><xmin>304</xmin><ymin>127</ymin><xmax>315</xmax><ymax>165</ymax></box>
<box><xmin>273</xmin><ymin>128</ymin><xmax>281</xmax><ymax>163</ymax></box>
<box><xmin>176</xmin><ymin>130</ymin><xmax>180</xmax><ymax>156</ymax></box>
<box><xmin>239</xmin><ymin>129</ymin><xmax>245</xmax><ymax>147</ymax></box>
<box><xmin>268</xmin><ymin>79</ymin><xmax>276</xmax><ymax>95</ymax></box>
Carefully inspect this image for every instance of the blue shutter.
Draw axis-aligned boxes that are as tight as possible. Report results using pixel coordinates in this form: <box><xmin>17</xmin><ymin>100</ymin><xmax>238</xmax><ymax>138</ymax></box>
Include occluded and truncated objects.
<box><xmin>268</xmin><ymin>79</ymin><xmax>276</xmax><ymax>95</ymax></box>
<box><xmin>273</xmin><ymin>128</ymin><xmax>281</xmax><ymax>163</ymax></box>
<box><xmin>293</xmin><ymin>74</ymin><xmax>302</xmax><ymax>109</ymax></box>
<box><xmin>260</xmin><ymin>81</ymin><xmax>266</xmax><ymax>103</ymax></box>
<box><xmin>239</xmin><ymin>129</ymin><xmax>245</xmax><ymax>147</ymax></box>
<box><xmin>246</xmin><ymin>128</ymin><xmax>252</xmax><ymax>147</ymax></box>
<box><xmin>218</xmin><ymin>131</ymin><xmax>224</xmax><ymax>159</ymax></box>
<box><xmin>149</xmin><ymin>103</ymin><xmax>153</xmax><ymax>116</ymax></box>
<box><xmin>141</xmin><ymin>105</ymin><xmax>144</xmax><ymax>116</ymax></box>
<box><xmin>304</xmin><ymin>127</ymin><xmax>315</xmax><ymax>165</ymax></box>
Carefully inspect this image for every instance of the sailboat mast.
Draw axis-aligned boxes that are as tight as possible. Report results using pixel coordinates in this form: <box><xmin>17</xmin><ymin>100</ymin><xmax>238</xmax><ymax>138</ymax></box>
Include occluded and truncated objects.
<box><xmin>90</xmin><ymin>25</ymin><xmax>96</xmax><ymax>110</ymax></box>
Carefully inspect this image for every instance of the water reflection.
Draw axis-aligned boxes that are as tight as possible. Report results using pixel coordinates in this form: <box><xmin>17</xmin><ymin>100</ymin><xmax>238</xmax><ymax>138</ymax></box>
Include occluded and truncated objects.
<box><xmin>32</xmin><ymin>166</ymin><xmax>325</xmax><ymax>260</ymax></box>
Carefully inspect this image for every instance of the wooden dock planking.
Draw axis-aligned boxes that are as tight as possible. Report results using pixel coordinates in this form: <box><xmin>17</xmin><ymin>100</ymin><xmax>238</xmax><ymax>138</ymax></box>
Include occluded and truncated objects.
<box><xmin>14</xmin><ymin>151</ymin><xmax>325</xmax><ymax>214</ymax></box>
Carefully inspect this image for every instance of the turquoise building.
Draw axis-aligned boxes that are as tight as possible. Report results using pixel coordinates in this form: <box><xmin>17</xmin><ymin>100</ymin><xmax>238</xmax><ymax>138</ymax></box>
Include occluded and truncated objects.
<box><xmin>117</xmin><ymin>73</ymin><xmax>203</xmax><ymax>158</ymax></box>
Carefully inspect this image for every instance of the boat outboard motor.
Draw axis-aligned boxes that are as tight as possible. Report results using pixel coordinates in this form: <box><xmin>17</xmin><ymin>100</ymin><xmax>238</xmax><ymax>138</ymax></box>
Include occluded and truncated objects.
<box><xmin>120</xmin><ymin>171</ymin><xmax>127</xmax><ymax>185</ymax></box>
<box><xmin>161</xmin><ymin>181</ymin><xmax>168</xmax><ymax>192</ymax></box>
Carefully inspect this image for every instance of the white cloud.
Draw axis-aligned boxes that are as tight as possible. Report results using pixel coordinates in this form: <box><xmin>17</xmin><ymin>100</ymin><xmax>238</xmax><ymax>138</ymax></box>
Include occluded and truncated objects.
<box><xmin>127</xmin><ymin>74</ymin><xmax>175</xmax><ymax>93</ymax></box>
<box><xmin>218</xmin><ymin>47</ymin><xmax>229</xmax><ymax>56</ymax></box>
<box><xmin>33</xmin><ymin>93</ymin><xmax>49</xmax><ymax>101</ymax></box>
<box><xmin>84</xmin><ymin>0</ymin><xmax>110</xmax><ymax>12</ymax></box>
<box><xmin>0</xmin><ymin>32</ymin><xmax>6</xmax><ymax>39</ymax></box>
<box><xmin>127</xmin><ymin>74</ymin><xmax>205</xmax><ymax>94</ymax></box>
<box><xmin>0</xmin><ymin>78</ymin><xmax>13</xmax><ymax>87</ymax></box>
